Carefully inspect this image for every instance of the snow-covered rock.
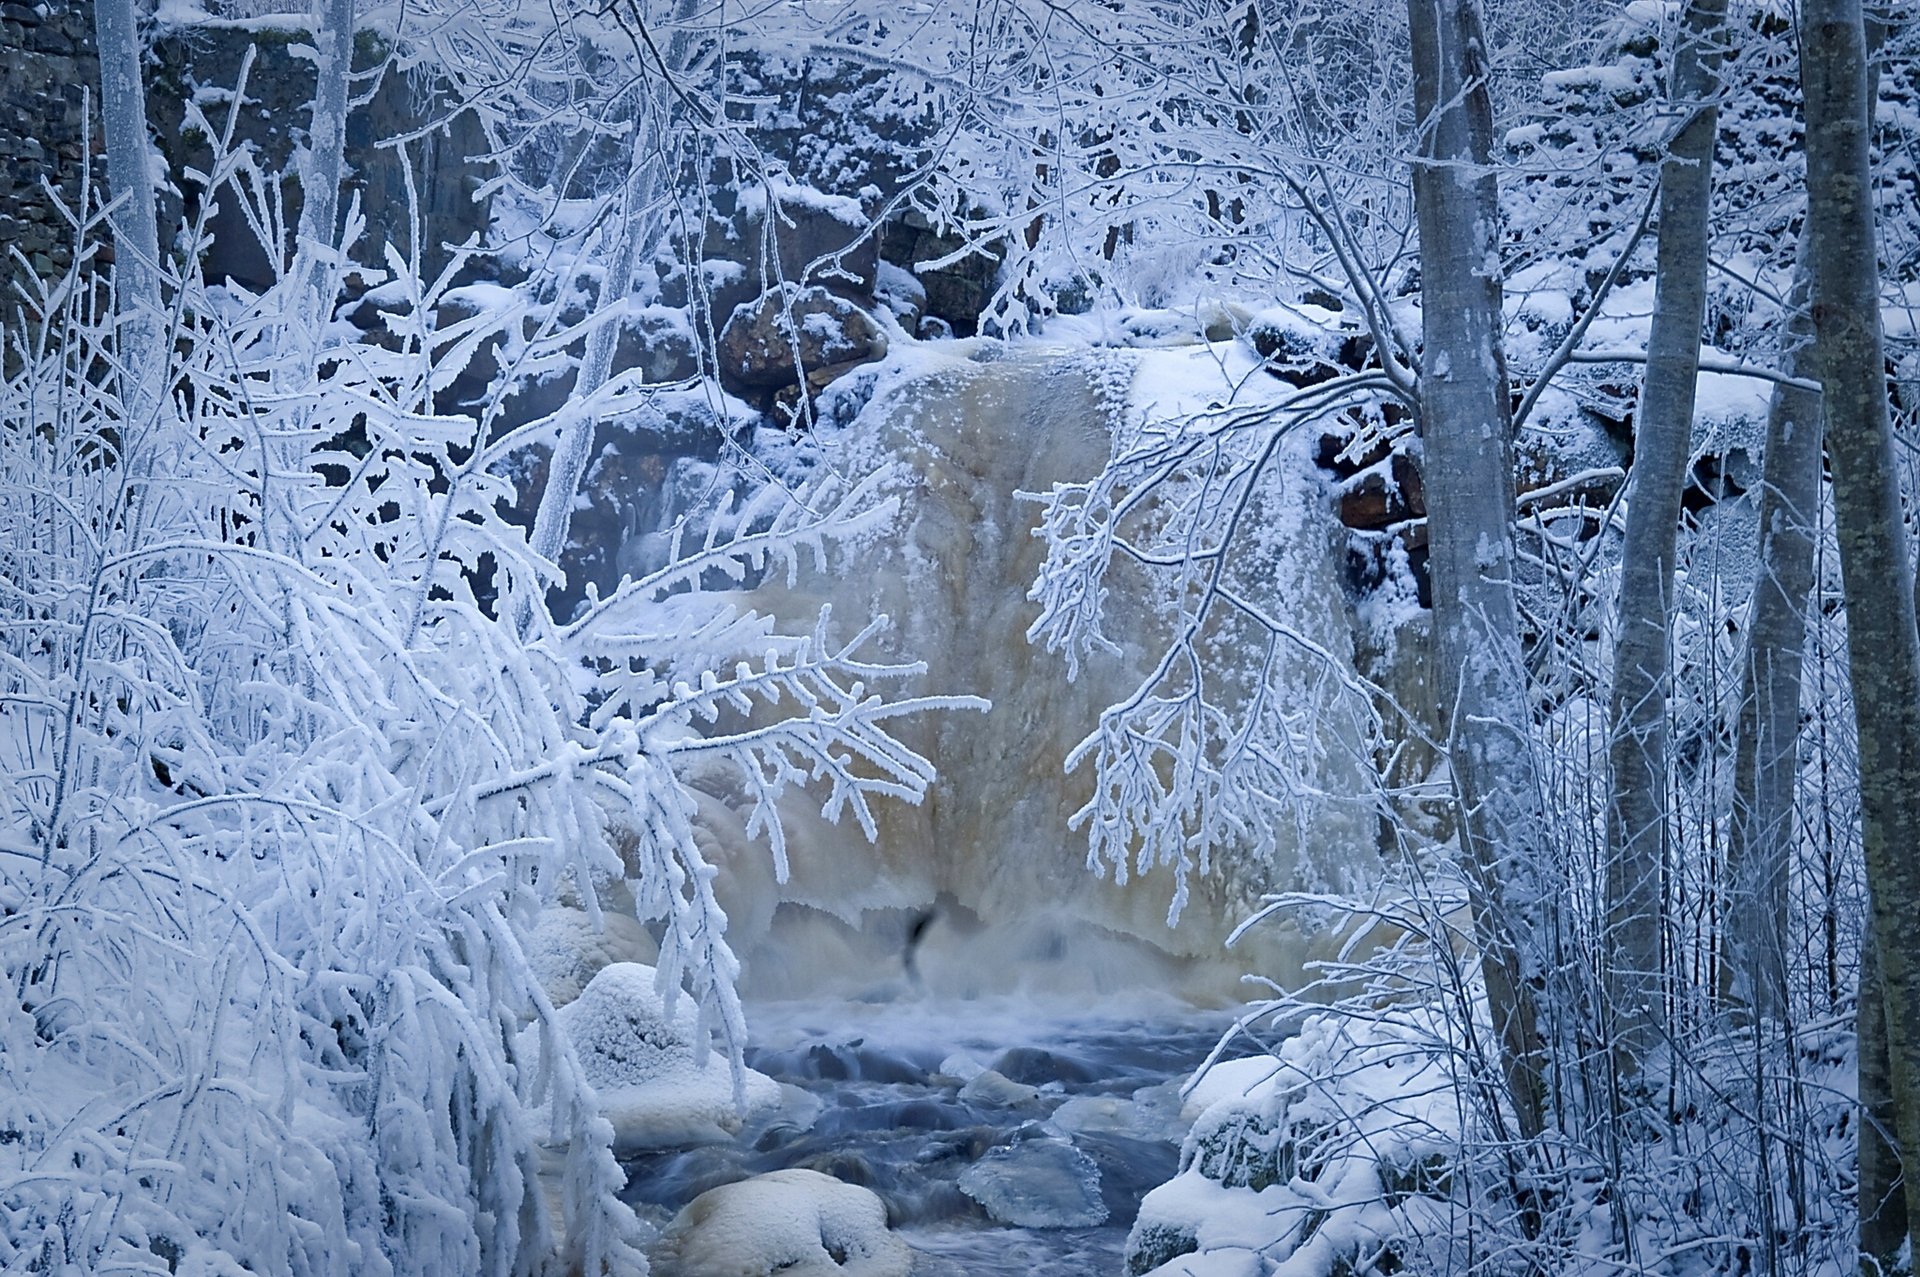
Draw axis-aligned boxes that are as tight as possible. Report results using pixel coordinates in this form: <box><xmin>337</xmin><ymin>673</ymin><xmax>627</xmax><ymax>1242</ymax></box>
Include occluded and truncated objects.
<box><xmin>527</xmin><ymin>906</ymin><xmax>658</xmax><ymax>1007</ymax></box>
<box><xmin>550</xmin><ymin>962</ymin><xmax>781</xmax><ymax>1152</ymax></box>
<box><xmin>716</xmin><ymin>283</ymin><xmax>886</xmax><ymax>397</ymax></box>
<box><xmin>957</xmin><ymin>1132</ymin><xmax>1107</xmax><ymax>1228</ymax></box>
<box><xmin>1125</xmin><ymin>1013</ymin><xmax>1464</xmax><ymax>1277</ymax></box>
<box><xmin>649</xmin><ymin>1168</ymin><xmax>914</xmax><ymax>1277</ymax></box>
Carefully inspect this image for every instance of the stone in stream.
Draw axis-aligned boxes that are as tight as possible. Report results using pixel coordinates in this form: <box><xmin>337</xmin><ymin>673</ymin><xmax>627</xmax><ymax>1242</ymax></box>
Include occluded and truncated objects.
<box><xmin>538</xmin><ymin>962</ymin><xmax>783</xmax><ymax>1153</ymax></box>
<box><xmin>989</xmin><ymin>1045</ymin><xmax>1101</xmax><ymax>1087</ymax></box>
<box><xmin>957</xmin><ymin>1135</ymin><xmax>1108</xmax><ymax>1229</ymax></box>
<box><xmin>957</xmin><ymin>1068</ymin><xmax>1041</xmax><ymax>1109</ymax></box>
<box><xmin>650</xmin><ymin>1168</ymin><xmax>914</xmax><ymax>1277</ymax></box>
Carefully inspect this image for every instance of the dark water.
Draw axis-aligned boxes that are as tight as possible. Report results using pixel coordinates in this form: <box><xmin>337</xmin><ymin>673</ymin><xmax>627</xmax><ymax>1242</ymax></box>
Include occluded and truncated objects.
<box><xmin>619</xmin><ymin>1000</ymin><xmax>1259</xmax><ymax>1274</ymax></box>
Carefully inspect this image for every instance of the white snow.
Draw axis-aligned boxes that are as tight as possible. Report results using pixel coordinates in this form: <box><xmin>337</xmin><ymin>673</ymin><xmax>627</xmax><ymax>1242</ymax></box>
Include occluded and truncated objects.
<box><xmin>650</xmin><ymin>1168</ymin><xmax>913</xmax><ymax>1277</ymax></box>
<box><xmin>544</xmin><ymin>963</ymin><xmax>782</xmax><ymax>1152</ymax></box>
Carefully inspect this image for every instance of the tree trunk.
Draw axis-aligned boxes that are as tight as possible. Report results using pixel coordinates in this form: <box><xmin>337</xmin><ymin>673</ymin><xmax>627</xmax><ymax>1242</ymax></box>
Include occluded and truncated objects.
<box><xmin>1799</xmin><ymin>0</ymin><xmax>1920</xmax><ymax>1259</ymax></box>
<box><xmin>92</xmin><ymin>0</ymin><xmax>164</xmax><ymax>413</ymax></box>
<box><xmin>1724</xmin><ymin>256</ymin><xmax>1819</xmax><ymax>1024</ymax></box>
<box><xmin>1406</xmin><ymin>0</ymin><xmax>1550</xmax><ymax>1144</ymax></box>
<box><xmin>295</xmin><ymin>0</ymin><xmax>357</xmax><ymax>320</ymax></box>
<box><xmin>1603</xmin><ymin>0</ymin><xmax>1729</xmax><ymax>1076</ymax></box>
<box><xmin>1859</xmin><ymin>927</ymin><xmax>1906</xmax><ymax>1273</ymax></box>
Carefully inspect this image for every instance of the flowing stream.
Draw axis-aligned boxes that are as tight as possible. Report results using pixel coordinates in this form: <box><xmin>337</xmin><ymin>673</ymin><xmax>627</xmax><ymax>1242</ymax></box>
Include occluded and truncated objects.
<box><xmin>621</xmin><ymin>998</ymin><xmax>1260</xmax><ymax>1274</ymax></box>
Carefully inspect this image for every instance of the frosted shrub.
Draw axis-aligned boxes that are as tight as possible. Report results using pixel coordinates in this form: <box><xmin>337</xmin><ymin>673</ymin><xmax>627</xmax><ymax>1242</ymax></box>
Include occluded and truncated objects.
<box><xmin>0</xmin><ymin>86</ymin><xmax>947</xmax><ymax>1276</ymax></box>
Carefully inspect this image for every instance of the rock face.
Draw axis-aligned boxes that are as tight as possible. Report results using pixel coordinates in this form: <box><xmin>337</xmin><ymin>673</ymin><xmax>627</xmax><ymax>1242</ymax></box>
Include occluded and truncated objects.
<box><xmin>0</xmin><ymin>0</ymin><xmax>101</xmax><ymax>301</ymax></box>
<box><xmin>716</xmin><ymin>284</ymin><xmax>887</xmax><ymax>400</ymax></box>
<box><xmin>683</xmin><ymin>177</ymin><xmax>883</xmax><ymax>325</ymax></box>
<box><xmin>147</xmin><ymin>24</ymin><xmax>489</xmax><ymax>292</ymax></box>
<box><xmin>650</xmin><ymin>1168</ymin><xmax>914</xmax><ymax>1277</ymax></box>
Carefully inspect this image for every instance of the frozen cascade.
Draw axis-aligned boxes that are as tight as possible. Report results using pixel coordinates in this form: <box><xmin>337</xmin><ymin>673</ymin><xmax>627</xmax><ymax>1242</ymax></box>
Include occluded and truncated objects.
<box><xmin>681</xmin><ymin>342</ymin><xmax>1379</xmax><ymax>1004</ymax></box>
<box><xmin>592</xmin><ymin>340</ymin><xmax>1378</xmax><ymax>1269</ymax></box>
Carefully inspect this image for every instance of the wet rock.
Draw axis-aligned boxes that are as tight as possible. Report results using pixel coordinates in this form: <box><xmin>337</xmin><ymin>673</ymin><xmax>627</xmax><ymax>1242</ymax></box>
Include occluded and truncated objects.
<box><xmin>650</xmin><ymin>1168</ymin><xmax>914</xmax><ymax>1277</ymax></box>
<box><xmin>991</xmin><ymin>1045</ymin><xmax>1101</xmax><ymax>1087</ymax></box>
<box><xmin>716</xmin><ymin>284</ymin><xmax>886</xmax><ymax>400</ymax></box>
<box><xmin>958</xmin><ymin>1069</ymin><xmax>1040</xmax><ymax>1109</ymax></box>
<box><xmin>957</xmin><ymin>1135</ymin><xmax>1108</xmax><ymax>1229</ymax></box>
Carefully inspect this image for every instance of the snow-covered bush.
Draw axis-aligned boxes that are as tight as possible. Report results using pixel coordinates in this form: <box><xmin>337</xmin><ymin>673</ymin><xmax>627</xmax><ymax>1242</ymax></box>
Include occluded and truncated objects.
<box><xmin>1128</xmin><ymin>1008</ymin><xmax>1471</xmax><ymax>1277</ymax></box>
<box><xmin>0</xmin><ymin>67</ymin><xmax>950</xmax><ymax>1276</ymax></box>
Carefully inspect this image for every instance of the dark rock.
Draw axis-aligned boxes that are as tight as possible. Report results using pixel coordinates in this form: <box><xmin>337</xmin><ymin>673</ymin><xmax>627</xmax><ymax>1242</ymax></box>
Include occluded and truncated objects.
<box><xmin>990</xmin><ymin>1045</ymin><xmax>1102</xmax><ymax>1087</ymax></box>
<box><xmin>676</xmin><ymin>174</ymin><xmax>880</xmax><ymax>322</ymax></box>
<box><xmin>1125</xmin><ymin>1220</ymin><xmax>1199</xmax><ymax>1276</ymax></box>
<box><xmin>879</xmin><ymin>208</ymin><xmax>1001</xmax><ymax>338</ymax></box>
<box><xmin>716</xmin><ymin>284</ymin><xmax>886</xmax><ymax>397</ymax></box>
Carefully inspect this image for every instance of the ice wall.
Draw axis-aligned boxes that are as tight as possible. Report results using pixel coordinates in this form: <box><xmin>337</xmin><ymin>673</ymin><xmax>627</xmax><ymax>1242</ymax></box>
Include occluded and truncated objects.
<box><xmin>686</xmin><ymin>343</ymin><xmax>1377</xmax><ymax>1004</ymax></box>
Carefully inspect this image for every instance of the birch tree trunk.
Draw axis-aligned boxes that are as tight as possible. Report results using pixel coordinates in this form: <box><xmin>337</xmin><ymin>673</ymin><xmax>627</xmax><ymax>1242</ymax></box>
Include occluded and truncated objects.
<box><xmin>1603</xmin><ymin>0</ymin><xmax>1729</xmax><ymax>1076</ymax></box>
<box><xmin>295</xmin><ymin>0</ymin><xmax>357</xmax><ymax>322</ymax></box>
<box><xmin>1406</xmin><ymin>0</ymin><xmax>1550</xmax><ymax>1144</ymax></box>
<box><xmin>92</xmin><ymin>0</ymin><xmax>164</xmax><ymax>416</ymax></box>
<box><xmin>1724</xmin><ymin>259</ymin><xmax>1817</xmax><ymax>1025</ymax></box>
<box><xmin>1798</xmin><ymin>0</ymin><xmax>1920</xmax><ymax>1259</ymax></box>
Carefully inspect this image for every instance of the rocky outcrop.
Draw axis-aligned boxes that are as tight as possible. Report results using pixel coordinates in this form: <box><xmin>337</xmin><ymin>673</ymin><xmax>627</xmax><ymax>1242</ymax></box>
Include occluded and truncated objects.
<box><xmin>716</xmin><ymin>283</ymin><xmax>887</xmax><ymax>403</ymax></box>
<box><xmin>148</xmin><ymin>23</ymin><xmax>489</xmax><ymax>292</ymax></box>
<box><xmin>0</xmin><ymin>1</ymin><xmax>101</xmax><ymax>307</ymax></box>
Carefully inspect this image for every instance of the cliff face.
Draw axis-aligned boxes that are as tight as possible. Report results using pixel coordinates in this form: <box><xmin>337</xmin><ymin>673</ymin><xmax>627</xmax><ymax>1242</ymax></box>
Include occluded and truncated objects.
<box><xmin>1</xmin><ymin>9</ymin><xmax>489</xmax><ymax>306</ymax></box>
<box><xmin>0</xmin><ymin>2</ymin><xmax>102</xmax><ymax>307</ymax></box>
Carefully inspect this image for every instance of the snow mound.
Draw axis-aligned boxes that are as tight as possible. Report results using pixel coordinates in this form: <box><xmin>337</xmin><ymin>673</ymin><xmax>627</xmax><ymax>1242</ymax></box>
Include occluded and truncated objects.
<box><xmin>527</xmin><ymin>906</ymin><xmax>657</xmax><ymax>1006</ymax></box>
<box><xmin>650</xmin><ymin>1168</ymin><xmax>914</xmax><ymax>1277</ymax></box>
<box><xmin>552</xmin><ymin>962</ymin><xmax>781</xmax><ymax>1151</ymax></box>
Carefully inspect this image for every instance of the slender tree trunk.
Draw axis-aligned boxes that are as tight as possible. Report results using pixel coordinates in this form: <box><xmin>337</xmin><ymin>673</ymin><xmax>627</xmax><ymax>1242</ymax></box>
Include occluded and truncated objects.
<box><xmin>1724</xmin><ymin>256</ymin><xmax>1819</xmax><ymax>1023</ymax></box>
<box><xmin>1799</xmin><ymin>0</ymin><xmax>1920</xmax><ymax>1260</ymax></box>
<box><xmin>1407</xmin><ymin>0</ymin><xmax>1550</xmax><ymax>1144</ymax></box>
<box><xmin>1603</xmin><ymin>0</ymin><xmax>1729</xmax><ymax>1076</ymax></box>
<box><xmin>92</xmin><ymin>0</ymin><xmax>164</xmax><ymax>413</ymax></box>
<box><xmin>295</xmin><ymin>0</ymin><xmax>357</xmax><ymax>321</ymax></box>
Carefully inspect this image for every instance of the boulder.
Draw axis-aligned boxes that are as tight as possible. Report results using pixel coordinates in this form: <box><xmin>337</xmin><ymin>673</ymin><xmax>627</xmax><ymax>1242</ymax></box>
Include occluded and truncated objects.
<box><xmin>526</xmin><ymin>906</ymin><xmax>658</xmax><ymax>1007</ymax></box>
<box><xmin>544</xmin><ymin>962</ymin><xmax>781</xmax><ymax>1152</ymax></box>
<box><xmin>650</xmin><ymin>1168</ymin><xmax>914</xmax><ymax>1277</ymax></box>
<box><xmin>673</xmin><ymin>178</ymin><xmax>882</xmax><ymax>322</ymax></box>
<box><xmin>717</xmin><ymin>284</ymin><xmax>887</xmax><ymax>399</ymax></box>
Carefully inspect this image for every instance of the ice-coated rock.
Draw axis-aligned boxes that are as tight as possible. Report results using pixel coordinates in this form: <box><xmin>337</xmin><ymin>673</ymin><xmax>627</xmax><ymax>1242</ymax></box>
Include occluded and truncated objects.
<box><xmin>526</xmin><ymin>905</ymin><xmax>657</xmax><ymax>1007</ymax></box>
<box><xmin>957</xmin><ymin>1068</ymin><xmax>1040</xmax><ymax>1109</ymax></box>
<box><xmin>548</xmin><ymin>962</ymin><xmax>781</xmax><ymax>1152</ymax></box>
<box><xmin>957</xmin><ymin>1136</ymin><xmax>1107</xmax><ymax>1228</ymax></box>
<box><xmin>650</xmin><ymin>1168</ymin><xmax>914</xmax><ymax>1277</ymax></box>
